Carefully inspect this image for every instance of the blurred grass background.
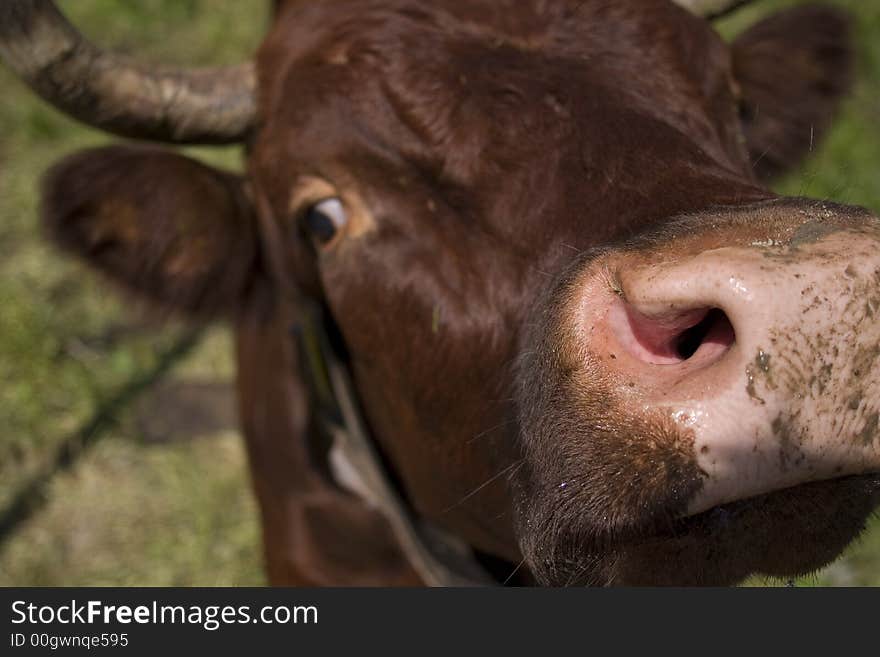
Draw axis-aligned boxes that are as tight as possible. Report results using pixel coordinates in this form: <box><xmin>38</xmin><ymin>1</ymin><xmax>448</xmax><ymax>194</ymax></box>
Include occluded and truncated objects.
<box><xmin>0</xmin><ymin>0</ymin><xmax>877</xmax><ymax>586</ymax></box>
<box><xmin>0</xmin><ymin>0</ymin><xmax>268</xmax><ymax>586</ymax></box>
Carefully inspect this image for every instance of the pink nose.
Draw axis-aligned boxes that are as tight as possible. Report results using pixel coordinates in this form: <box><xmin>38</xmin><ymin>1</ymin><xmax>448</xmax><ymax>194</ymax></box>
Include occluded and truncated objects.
<box><xmin>579</xmin><ymin>213</ymin><xmax>880</xmax><ymax>516</ymax></box>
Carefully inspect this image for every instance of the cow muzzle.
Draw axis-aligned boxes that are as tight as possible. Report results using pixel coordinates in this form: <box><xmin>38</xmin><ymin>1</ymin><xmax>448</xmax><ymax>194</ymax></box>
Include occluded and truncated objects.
<box><xmin>577</xmin><ymin>202</ymin><xmax>880</xmax><ymax>518</ymax></box>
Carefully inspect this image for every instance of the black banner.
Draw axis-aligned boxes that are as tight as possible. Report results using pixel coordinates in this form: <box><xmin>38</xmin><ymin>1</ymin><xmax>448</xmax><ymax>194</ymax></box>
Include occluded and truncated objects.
<box><xmin>0</xmin><ymin>587</ymin><xmax>875</xmax><ymax>654</ymax></box>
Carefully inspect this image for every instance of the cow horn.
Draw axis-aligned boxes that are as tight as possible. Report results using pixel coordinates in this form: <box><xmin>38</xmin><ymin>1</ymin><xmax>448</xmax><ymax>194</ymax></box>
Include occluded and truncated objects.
<box><xmin>672</xmin><ymin>0</ymin><xmax>754</xmax><ymax>20</ymax></box>
<box><xmin>0</xmin><ymin>0</ymin><xmax>256</xmax><ymax>144</ymax></box>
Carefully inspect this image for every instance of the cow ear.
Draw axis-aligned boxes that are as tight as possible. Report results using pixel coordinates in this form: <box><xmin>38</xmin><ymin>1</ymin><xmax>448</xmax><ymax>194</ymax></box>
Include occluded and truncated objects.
<box><xmin>731</xmin><ymin>5</ymin><xmax>853</xmax><ymax>181</ymax></box>
<box><xmin>41</xmin><ymin>145</ymin><xmax>260</xmax><ymax>318</ymax></box>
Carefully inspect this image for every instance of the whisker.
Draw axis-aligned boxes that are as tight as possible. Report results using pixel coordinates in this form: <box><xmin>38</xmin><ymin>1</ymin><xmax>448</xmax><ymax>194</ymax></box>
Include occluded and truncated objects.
<box><xmin>751</xmin><ymin>145</ymin><xmax>772</xmax><ymax>172</ymax></box>
<box><xmin>442</xmin><ymin>459</ymin><xmax>525</xmax><ymax>514</ymax></box>
<box><xmin>466</xmin><ymin>417</ymin><xmax>517</xmax><ymax>444</ymax></box>
<box><xmin>502</xmin><ymin>558</ymin><xmax>527</xmax><ymax>586</ymax></box>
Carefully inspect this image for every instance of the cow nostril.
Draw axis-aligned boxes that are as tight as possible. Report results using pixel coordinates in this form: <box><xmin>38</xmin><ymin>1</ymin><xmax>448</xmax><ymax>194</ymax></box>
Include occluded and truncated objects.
<box><xmin>675</xmin><ymin>308</ymin><xmax>733</xmax><ymax>360</ymax></box>
<box><xmin>609</xmin><ymin>302</ymin><xmax>735</xmax><ymax>366</ymax></box>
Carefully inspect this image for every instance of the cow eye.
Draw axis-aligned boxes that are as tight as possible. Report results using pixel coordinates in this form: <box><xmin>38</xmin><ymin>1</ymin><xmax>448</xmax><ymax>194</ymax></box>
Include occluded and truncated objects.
<box><xmin>303</xmin><ymin>198</ymin><xmax>348</xmax><ymax>247</ymax></box>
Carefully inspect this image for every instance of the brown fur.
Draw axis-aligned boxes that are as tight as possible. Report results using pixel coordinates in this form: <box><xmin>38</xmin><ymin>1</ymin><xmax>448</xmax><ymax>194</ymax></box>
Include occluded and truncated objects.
<box><xmin>38</xmin><ymin>0</ymin><xmax>868</xmax><ymax>585</ymax></box>
<box><xmin>235</xmin><ymin>287</ymin><xmax>421</xmax><ymax>585</ymax></box>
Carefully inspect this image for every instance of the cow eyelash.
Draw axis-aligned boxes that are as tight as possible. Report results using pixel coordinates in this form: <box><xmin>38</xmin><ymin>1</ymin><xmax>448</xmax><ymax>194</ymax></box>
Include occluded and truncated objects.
<box><xmin>301</xmin><ymin>197</ymin><xmax>348</xmax><ymax>249</ymax></box>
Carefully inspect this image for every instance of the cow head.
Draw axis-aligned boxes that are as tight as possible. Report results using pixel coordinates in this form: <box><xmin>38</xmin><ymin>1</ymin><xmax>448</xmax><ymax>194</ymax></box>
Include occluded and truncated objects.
<box><xmin>4</xmin><ymin>0</ymin><xmax>878</xmax><ymax>585</ymax></box>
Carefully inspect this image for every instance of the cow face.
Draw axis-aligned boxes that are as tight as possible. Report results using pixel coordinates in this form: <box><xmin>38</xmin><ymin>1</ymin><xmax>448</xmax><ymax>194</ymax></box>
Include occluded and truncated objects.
<box><xmin>37</xmin><ymin>0</ymin><xmax>878</xmax><ymax>585</ymax></box>
<box><xmin>251</xmin><ymin>0</ymin><xmax>771</xmax><ymax>558</ymax></box>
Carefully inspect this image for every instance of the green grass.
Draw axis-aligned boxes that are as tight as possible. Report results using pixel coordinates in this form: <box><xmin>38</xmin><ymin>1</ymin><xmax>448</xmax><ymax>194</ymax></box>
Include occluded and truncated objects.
<box><xmin>0</xmin><ymin>0</ymin><xmax>878</xmax><ymax>586</ymax></box>
<box><xmin>0</xmin><ymin>425</ymin><xmax>262</xmax><ymax>587</ymax></box>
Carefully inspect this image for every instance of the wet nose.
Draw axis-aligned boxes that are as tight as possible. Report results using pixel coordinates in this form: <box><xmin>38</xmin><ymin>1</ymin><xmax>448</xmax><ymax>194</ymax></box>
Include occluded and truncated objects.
<box><xmin>586</xmin><ymin>216</ymin><xmax>880</xmax><ymax>516</ymax></box>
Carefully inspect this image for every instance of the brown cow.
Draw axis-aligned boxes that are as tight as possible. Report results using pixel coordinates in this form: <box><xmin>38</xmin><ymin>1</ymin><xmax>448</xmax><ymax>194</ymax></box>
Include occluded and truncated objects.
<box><xmin>2</xmin><ymin>0</ymin><xmax>878</xmax><ymax>586</ymax></box>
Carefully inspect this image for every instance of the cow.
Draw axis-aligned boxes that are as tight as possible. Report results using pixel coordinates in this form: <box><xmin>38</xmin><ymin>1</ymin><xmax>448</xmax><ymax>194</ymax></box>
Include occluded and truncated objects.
<box><xmin>1</xmin><ymin>0</ymin><xmax>878</xmax><ymax>586</ymax></box>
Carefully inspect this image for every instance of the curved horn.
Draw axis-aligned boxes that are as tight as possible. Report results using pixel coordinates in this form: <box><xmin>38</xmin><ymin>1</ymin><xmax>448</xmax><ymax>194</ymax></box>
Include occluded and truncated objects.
<box><xmin>0</xmin><ymin>0</ymin><xmax>256</xmax><ymax>144</ymax></box>
<box><xmin>672</xmin><ymin>1</ymin><xmax>755</xmax><ymax>20</ymax></box>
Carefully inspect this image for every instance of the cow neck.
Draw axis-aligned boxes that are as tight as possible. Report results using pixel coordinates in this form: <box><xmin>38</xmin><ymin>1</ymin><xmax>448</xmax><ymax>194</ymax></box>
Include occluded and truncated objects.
<box><xmin>290</xmin><ymin>300</ymin><xmax>498</xmax><ymax>586</ymax></box>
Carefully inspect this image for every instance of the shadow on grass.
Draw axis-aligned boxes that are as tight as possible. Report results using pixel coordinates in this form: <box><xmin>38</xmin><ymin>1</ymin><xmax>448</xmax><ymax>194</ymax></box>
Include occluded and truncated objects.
<box><xmin>0</xmin><ymin>331</ymin><xmax>203</xmax><ymax>547</ymax></box>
